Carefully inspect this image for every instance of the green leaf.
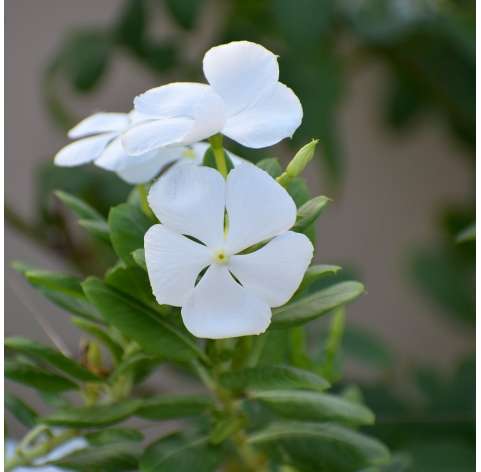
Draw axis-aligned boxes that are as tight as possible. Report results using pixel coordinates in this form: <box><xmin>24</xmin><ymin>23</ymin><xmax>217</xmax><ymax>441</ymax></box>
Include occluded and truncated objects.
<box><xmin>248</xmin><ymin>421</ymin><xmax>390</xmax><ymax>471</ymax></box>
<box><xmin>45</xmin><ymin>442</ymin><xmax>140</xmax><ymax>471</ymax></box>
<box><xmin>293</xmin><ymin>196</ymin><xmax>330</xmax><ymax>232</ymax></box>
<box><xmin>19</xmin><ymin>268</ymin><xmax>85</xmax><ymax>297</ymax></box>
<box><xmin>272</xmin><ymin>281</ymin><xmax>365</xmax><ymax>328</ymax></box>
<box><xmin>132</xmin><ymin>248</ymin><xmax>147</xmax><ymax>270</ymax></box>
<box><xmin>250</xmin><ymin>390</ymin><xmax>374</xmax><ymax>425</ymax></box>
<box><xmin>295</xmin><ymin>264</ymin><xmax>342</xmax><ymax>295</ymax></box>
<box><xmin>78</xmin><ymin>219</ymin><xmax>111</xmax><ymax>243</ymax></box>
<box><xmin>13</xmin><ymin>263</ymin><xmax>101</xmax><ymax>321</ymax></box>
<box><xmin>115</xmin><ymin>0</ymin><xmax>146</xmax><ymax>50</ymax></box>
<box><xmin>136</xmin><ymin>395</ymin><xmax>213</xmax><ymax>420</ymax></box>
<box><xmin>105</xmin><ymin>264</ymin><xmax>156</xmax><ymax>307</ymax></box>
<box><xmin>5</xmin><ymin>337</ymin><xmax>99</xmax><ymax>382</ymax></box>
<box><xmin>5</xmin><ymin>360</ymin><xmax>78</xmax><ymax>393</ymax></box>
<box><xmin>72</xmin><ymin>317</ymin><xmax>123</xmax><ymax>362</ymax></box>
<box><xmin>343</xmin><ymin>326</ymin><xmax>394</xmax><ymax>369</ymax></box>
<box><xmin>256</xmin><ymin>158</ymin><xmax>282</xmax><ymax>177</ymax></box>
<box><xmin>220</xmin><ymin>365</ymin><xmax>329</xmax><ymax>393</ymax></box>
<box><xmin>82</xmin><ymin>277</ymin><xmax>206</xmax><ymax>363</ymax></box>
<box><xmin>141</xmin><ymin>433</ymin><xmax>224</xmax><ymax>472</ymax></box>
<box><xmin>58</xmin><ymin>30</ymin><xmax>112</xmax><ymax>92</ymax></box>
<box><xmin>109</xmin><ymin>203</ymin><xmax>152</xmax><ymax>266</ymax></box>
<box><xmin>5</xmin><ymin>392</ymin><xmax>38</xmax><ymax>427</ymax></box>
<box><xmin>86</xmin><ymin>428</ymin><xmax>144</xmax><ymax>446</ymax></box>
<box><xmin>41</xmin><ymin>400</ymin><xmax>140</xmax><ymax>428</ymax></box>
<box><xmin>208</xmin><ymin>416</ymin><xmax>244</xmax><ymax>445</ymax></box>
<box><xmin>164</xmin><ymin>0</ymin><xmax>205</xmax><ymax>30</ymax></box>
<box><xmin>110</xmin><ymin>352</ymin><xmax>161</xmax><ymax>383</ymax></box>
<box><xmin>55</xmin><ymin>190</ymin><xmax>104</xmax><ymax>221</ymax></box>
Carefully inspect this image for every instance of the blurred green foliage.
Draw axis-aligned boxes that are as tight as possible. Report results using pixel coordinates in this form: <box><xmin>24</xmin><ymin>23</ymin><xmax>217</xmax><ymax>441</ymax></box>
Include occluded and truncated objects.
<box><xmin>6</xmin><ymin>0</ymin><xmax>475</xmax><ymax>470</ymax></box>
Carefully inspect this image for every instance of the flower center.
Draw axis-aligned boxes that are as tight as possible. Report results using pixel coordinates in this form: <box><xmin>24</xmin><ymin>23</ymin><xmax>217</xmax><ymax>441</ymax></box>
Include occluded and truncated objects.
<box><xmin>212</xmin><ymin>249</ymin><xmax>230</xmax><ymax>265</ymax></box>
<box><xmin>182</xmin><ymin>148</ymin><xmax>196</xmax><ymax>160</ymax></box>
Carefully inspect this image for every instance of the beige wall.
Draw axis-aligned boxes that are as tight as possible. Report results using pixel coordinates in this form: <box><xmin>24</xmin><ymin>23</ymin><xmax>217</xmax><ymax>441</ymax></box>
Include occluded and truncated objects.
<box><xmin>5</xmin><ymin>1</ymin><xmax>474</xmax><ymax>381</ymax></box>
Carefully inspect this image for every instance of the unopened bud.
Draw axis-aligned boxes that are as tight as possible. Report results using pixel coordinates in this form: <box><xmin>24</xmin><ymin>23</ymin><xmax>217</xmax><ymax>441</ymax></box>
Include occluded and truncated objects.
<box><xmin>286</xmin><ymin>139</ymin><xmax>318</xmax><ymax>178</ymax></box>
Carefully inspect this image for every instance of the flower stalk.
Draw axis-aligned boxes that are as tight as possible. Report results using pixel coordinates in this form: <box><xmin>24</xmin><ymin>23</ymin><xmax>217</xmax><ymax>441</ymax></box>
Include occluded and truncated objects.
<box><xmin>209</xmin><ymin>134</ymin><xmax>229</xmax><ymax>178</ymax></box>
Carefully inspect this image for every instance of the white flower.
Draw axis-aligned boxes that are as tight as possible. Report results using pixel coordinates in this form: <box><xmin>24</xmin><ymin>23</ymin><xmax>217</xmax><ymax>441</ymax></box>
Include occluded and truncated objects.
<box><xmin>54</xmin><ymin>112</ymin><xmax>221</xmax><ymax>184</ymax></box>
<box><xmin>123</xmin><ymin>41</ymin><xmax>303</xmax><ymax>155</ymax></box>
<box><xmin>144</xmin><ymin>164</ymin><xmax>313</xmax><ymax>339</ymax></box>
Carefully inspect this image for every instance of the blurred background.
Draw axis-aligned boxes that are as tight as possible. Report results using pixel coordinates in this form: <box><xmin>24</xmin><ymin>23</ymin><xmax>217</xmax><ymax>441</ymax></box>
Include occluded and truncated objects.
<box><xmin>5</xmin><ymin>0</ymin><xmax>475</xmax><ymax>470</ymax></box>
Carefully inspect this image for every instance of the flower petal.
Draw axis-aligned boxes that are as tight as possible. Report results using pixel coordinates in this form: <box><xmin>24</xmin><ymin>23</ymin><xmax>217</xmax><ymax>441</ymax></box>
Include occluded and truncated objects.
<box><xmin>54</xmin><ymin>133</ymin><xmax>116</xmax><ymax>167</ymax></box>
<box><xmin>117</xmin><ymin>148</ymin><xmax>187</xmax><ymax>184</ymax></box>
<box><xmin>223</xmin><ymin>82</ymin><xmax>303</xmax><ymax>148</ymax></box>
<box><xmin>230</xmin><ymin>231</ymin><xmax>313</xmax><ymax>307</ymax></box>
<box><xmin>68</xmin><ymin>113</ymin><xmax>129</xmax><ymax>139</ymax></box>
<box><xmin>94</xmin><ymin>137</ymin><xmax>128</xmax><ymax>171</ymax></box>
<box><xmin>225</xmin><ymin>164</ymin><xmax>297</xmax><ymax>253</ymax></box>
<box><xmin>134</xmin><ymin>82</ymin><xmax>212</xmax><ymax>118</ymax></box>
<box><xmin>148</xmin><ymin>164</ymin><xmax>226</xmax><ymax>247</ymax></box>
<box><xmin>121</xmin><ymin>118</ymin><xmax>194</xmax><ymax>155</ymax></box>
<box><xmin>144</xmin><ymin>224</ymin><xmax>211</xmax><ymax>306</ymax></box>
<box><xmin>203</xmin><ymin>41</ymin><xmax>279</xmax><ymax>116</ymax></box>
<box><xmin>182</xmin><ymin>265</ymin><xmax>271</xmax><ymax>339</ymax></box>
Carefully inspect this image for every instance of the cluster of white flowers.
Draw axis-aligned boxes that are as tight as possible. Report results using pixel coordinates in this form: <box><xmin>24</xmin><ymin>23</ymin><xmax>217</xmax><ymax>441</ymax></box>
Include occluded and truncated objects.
<box><xmin>55</xmin><ymin>40</ymin><xmax>313</xmax><ymax>339</ymax></box>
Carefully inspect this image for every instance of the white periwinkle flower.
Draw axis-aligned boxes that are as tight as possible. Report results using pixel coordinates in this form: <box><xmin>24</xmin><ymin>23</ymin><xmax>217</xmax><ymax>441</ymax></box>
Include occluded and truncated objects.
<box><xmin>144</xmin><ymin>164</ymin><xmax>313</xmax><ymax>339</ymax></box>
<box><xmin>123</xmin><ymin>41</ymin><xmax>303</xmax><ymax>155</ymax></box>
<box><xmin>54</xmin><ymin>111</ymin><xmax>210</xmax><ymax>184</ymax></box>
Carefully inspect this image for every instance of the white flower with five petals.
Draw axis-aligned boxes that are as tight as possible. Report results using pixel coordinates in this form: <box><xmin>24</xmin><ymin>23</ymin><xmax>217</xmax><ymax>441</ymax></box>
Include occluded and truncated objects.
<box><xmin>123</xmin><ymin>41</ymin><xmax>303</xmax><ymax>155</ymax></box>
<box><xmin>54</xmin><ymin>111</ymin><xmax>218</xmax><ymax>184</ymax></box>
<box><xmin>144</xmin><ymin>163</ymin><xmax>313</xmax><ymax>339</ymax></box>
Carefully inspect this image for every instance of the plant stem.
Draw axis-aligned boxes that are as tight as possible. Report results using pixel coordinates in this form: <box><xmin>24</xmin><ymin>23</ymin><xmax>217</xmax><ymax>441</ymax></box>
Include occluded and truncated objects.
<box><xmin>209</xmin><ymin>134</ymin><xmax>228</xmax><ymax>178</ymax></box>
<box><xmin>5</xmin><ymin>429</ymin><xmax>79</xmax><ymax>472</ymax></box>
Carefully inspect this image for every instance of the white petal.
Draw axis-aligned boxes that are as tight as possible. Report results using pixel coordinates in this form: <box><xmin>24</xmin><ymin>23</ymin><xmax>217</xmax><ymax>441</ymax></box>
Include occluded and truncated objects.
<box><xmin>94</xmin><ymin>137</ymin><xmax>129</xmax><ymax>171</ymax></box>
<box><xmin>229</xmin><ymin>231</ymin><xmax>313</xmax><ymax>307</ymax></box>
<box><xmin>54</xmin><ymin>133</ymin><xmax>116</xmax><ymax>167</ymax></box>
<box><xmin>180</xmin><ymin>88</ymin><xmax>226</xmax><ymax>144</ymax></box>
<box><xmin>134</xmin><ymin>82</ymin><xmax>212</xmax><ymax>118</ymax></box>
<box><xmin>223</xmin><ymin>82</ymin><xmax>303</xmax><ymax>148</ymax></box>
<box><xmin>144</xmin><ymin>224</ymin><xmax>211</xmax><ymax>306</ymax></box>
<box><xmin>225</xmin><ymin>164</ymin><xmax>297</xmax><ymax>253</ymax></box>
<box><xmin>182</xmin><ymin>265</ymin><xmax>271</xmax><ymax>339</ymax></box>
<box><xmin>117</xmin><ymin>148</ymin><xmax>187</xmax><ymax>184</ymax></box>
<box><xmin>121</xmin><ymin>118</ymin><xmax>194</xmax><ymax>155</ymax></box>
<box><xmin>203</xmin><ymin>41</ymin><xmax>279</xmax><ymax>116</ymax></box>
<box><xmin>148</xmin><ymin>164</ymin><xmax>226</xmax><ymax>247</ymax></box>
<box><xmin>68</xmin><ymin>113</ymin><xmax>129</xmax><ymax>139</ymax></box>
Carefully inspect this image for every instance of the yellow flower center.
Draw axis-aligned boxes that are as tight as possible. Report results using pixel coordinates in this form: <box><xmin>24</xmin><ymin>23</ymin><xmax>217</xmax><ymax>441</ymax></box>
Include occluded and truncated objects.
<box><xmin>213</xmin><ymin>249</ymin><xmax>229</xmax><ymax>265</ymax></box>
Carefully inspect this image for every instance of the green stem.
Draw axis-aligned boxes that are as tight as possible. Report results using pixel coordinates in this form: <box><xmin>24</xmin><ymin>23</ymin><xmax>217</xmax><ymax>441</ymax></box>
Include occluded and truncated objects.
<box><xmin>5</xmin><ymin>429</ymin><xmax>78</xmax><ymax>472</ymax></box>
<box><xmin>209</xmin><ymin>134</ymin><xmax>228</xmax><ymax>178</ymax></box>
<box><xmin>276</xmin><ymin>172</ymin><xmax>292</xmax><ymax>188</ymax></box>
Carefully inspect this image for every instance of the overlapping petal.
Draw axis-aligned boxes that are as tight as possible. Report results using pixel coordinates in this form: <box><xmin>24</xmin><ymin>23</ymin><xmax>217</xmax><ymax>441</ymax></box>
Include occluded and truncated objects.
<box><xmin>68</xmin><ymin>112</ymin><xmax>129</xmax><ymax>139</ymax></box>
<box><xmin>121</xmin><ymin>118</ymin><xmax>194</xmax><ymax>156</ymax></box>
<box><xmin>223</xmin><ymin>83</ymin><xmax>303</xmax><ymax>148</ymax></box>
<box><xmin>225</xmin><ymin>165</ymin><xmax>297</xmax><ymax>253</ymax></box>
<box><xmin>134</xmin><ymin>83</ymin><xmax>213</xmax><ymax>118</ymax></box>
<box><xmin>144</xmin><ymin>224</ymin><xmax>211</xmax><ymax>306</ymax></box>
<box><xmin>203</xmin><ymin>41</ymin><xmax>279</xmax><ymax>116</ymax></box>
<box><xmin>54</xmin><ymin>132</ymin><xmax>117</xmax><ymax>167</ymax></box>
<box><xmin>181</xmin><ymin>265</ymin><xmax>271</xmax><ymax>339</ymax></box>
<box><xmin>230</xmin><ymin>231</ymin><xmax>313</xmax><ymax>307</ymax></box>
<box><xmin>116</xmin><ymin>147</ymin><xmax>187</xmax><ymax>184</ymax></box>
<box><xmin>148</xmin><ymin>165</ymin><xmax>226</xmax><ymax>247</ymax></box>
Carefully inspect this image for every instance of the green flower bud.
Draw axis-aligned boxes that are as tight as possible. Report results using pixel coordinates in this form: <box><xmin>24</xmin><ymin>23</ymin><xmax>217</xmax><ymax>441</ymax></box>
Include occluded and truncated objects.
<box><xmin>286</xmin><ymin>139</ymin><xmax>319</xmax><ymax>178</ymax></box>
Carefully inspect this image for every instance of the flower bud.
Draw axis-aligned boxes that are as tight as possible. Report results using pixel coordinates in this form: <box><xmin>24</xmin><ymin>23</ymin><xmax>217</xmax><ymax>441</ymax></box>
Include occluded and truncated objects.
<box><xmin>286</xmin><ymin>139</ymin><xmax>318</xmax><ymax>178</ymax></box>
